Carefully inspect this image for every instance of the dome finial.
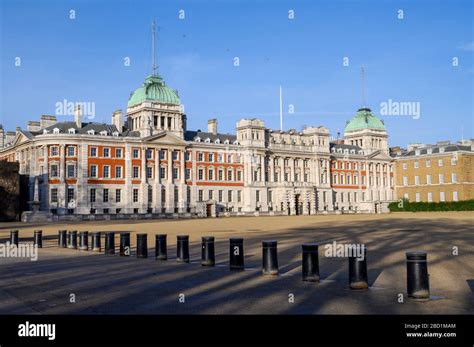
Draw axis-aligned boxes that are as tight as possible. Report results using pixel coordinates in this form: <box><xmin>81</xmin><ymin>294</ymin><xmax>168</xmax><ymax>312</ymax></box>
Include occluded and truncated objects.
<box><xmin>360</xmin><ymin>66</ymin><xmax>366</xmax><ymax>108</ymax></box>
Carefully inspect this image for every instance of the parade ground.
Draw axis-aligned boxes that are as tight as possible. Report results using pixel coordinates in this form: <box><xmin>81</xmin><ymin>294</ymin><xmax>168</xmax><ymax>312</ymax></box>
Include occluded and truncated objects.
<box><xmin>0</xmin><ymin>212</ymin><xmax>472</xmax><ymax>315</ymax></box>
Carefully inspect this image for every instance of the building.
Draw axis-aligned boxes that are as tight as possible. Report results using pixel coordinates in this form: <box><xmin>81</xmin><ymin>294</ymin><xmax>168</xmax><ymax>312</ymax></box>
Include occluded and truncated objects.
<box><xmin>0</xmin><ymin>70</ymin><xmax>395</xmax><ymax>221</ymax></box>
<box><xmin>392</xmin><ymin>140</ymin><xmax>474</xmax><ymax>202</ymax></box>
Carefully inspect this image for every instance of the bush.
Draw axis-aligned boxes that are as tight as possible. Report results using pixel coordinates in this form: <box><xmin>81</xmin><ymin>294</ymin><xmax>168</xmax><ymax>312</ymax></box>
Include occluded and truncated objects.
<box><xmin>388</xmin><ymin>199</ymin><xmax>474</xmax><ymax>212</ymax></box>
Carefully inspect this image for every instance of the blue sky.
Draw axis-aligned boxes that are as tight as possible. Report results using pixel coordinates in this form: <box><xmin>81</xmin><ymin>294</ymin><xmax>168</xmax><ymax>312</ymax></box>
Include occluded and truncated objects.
<box><xmin>1</xmin><ymin>0</ymin><xmax>473</xmax><ymax>147</ymax></box>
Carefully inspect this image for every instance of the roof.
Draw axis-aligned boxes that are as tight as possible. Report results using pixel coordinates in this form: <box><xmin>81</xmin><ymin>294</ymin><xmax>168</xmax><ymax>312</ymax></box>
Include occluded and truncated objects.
<box><xmin>184</xmin><ymin>130</ymin><xmax>237</xmax><ymax>143</ymax></box>
<box><xmin>330</xmin><ymin>143</ymin><xmax>364</xmax><ymax>153</ymax></box>
<box><xmin>344</xmin><ymin>108</ymin><xmax>386</xmax><ymax>133</ymax></box>
<box><xmin>402</xmin><ymin>144</ymin><xmax>472</xmax><ymax>157</ymax></box>
<box><xmin>128</xmin><ymin>75</ymin><xmax>180</xmax><ymax>107</ymax></box>
<box><xmin>41</xmin><ymin>121</ymin><xmax>140</xmax><ymax>137</ymax></box>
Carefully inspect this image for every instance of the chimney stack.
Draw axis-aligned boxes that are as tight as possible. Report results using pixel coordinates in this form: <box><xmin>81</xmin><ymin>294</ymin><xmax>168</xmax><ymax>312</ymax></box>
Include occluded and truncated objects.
<box><xmin>40</xmin><ymin>115</ymin><xmax>57</xmax><ymax>129</ymax></box>
<box><xmin>112</xmin><ymin>109</ymin><xmax>123</xmax><ymax>133</ymax></box>
<box><xmin>74</xmin><ymin>105</ymin><xmax>82</xmax><ymax>128</ymax></box>
<box><xmin>27</xmin><ymin>121</ymin><xmax>41</xmax><ymax>132</ymax></box>
<box><xmin>208</xmin><ymin>119</ymin><xmax>217</xmax><ymax>135</ymax></box>
<box><xmin>0</xmin><ymin>125</ymin><xmax>4</xmax><ymax>149</ymax></box>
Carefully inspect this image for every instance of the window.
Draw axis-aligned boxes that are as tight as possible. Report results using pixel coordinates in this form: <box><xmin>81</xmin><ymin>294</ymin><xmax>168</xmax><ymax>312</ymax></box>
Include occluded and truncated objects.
<box><xmin>103</xmin><ymin>189</ymin><xmax>109</xmax><ymax>202</ymax></box>
<box><xmin>198</xmin><ymin>190</ymin><xmax>203</xmax><ymax>202</ymax></box>
<box><xmin>453</xmin><ymin>191</ymin><xmax>458</xmax><ymax>201</ymax></box>
<box><xmin>218</xmin><ymin>190</ymin><xmax>223</xmax><ymax>202</ymax></box>
<box><xmin>414</xmin><ymin>176</ymin><xmax>419</xmax><ymax>185</ymax></box>
<box><xmin>451</xmin><ymin>157</ymin><xmax>457</xmax><ymax>166</ymax></box>
<box><xmin>218</xmin><ymin>153</ymin><xmax>223</xmax><ymax>163</ymax></box>
<box><xmin>67</xmin><ymin>164</ymin><xmax>75</xmax><ymax>178</ymax></box>
<box><xmin>209</xmin><ymin>190</ymin><xmax>214</xmax><ymax>200</ymax></box>
<box><xmin>133</xmin><ymin>149</ymin><xmax>139</xmax><ymax>158</ymax></box>
<box><xmin>185</xmin><ymin>168</ymin><xmax>191</xmax><ymax>180</ymax></box>
<box><xmin>427</xmin><ymin>192</ymin><xmax>433</xmax><ymax>202</ymax></box>
<box><xmin>426</xmin><ymin>160</ymin><xmax>431</xmax><ymax>167</ymax></box>
<box><xmin>185</xmin><ymin>152</ymin><xmax>190</xmax><ymax>161</ymax></box>
<box><xmin>51</xmin><ymin>146</ymin><xmax>59</xmax><ymax>156</ymax></box>
<box><xmin>116</xmin><ymin>208</ymin><xmax>121</xmax><ymax>214</ymax></box>
<box><xmin>414</xmin><ymin>161</ymin><xmax>419</xmax><ymax>169</ymax></box>
<box><xmin>218</xmin><ymin>170</ymin><xmax>223</xmax><ymax>181</ymax></box>
<box><xmin>103</xmin><ymin>148</ymin><xmax>110</xmax><ymax>157</ymax></box>
<box><xmin>227</xmin><ymin>170</ymin><xmax>233</xmax><ymax>181</ymax></box>
<box><xmin>208</xmin><ymin>153</ymin><xmax>214</xmax><ymax>162</ymax></box>
<box><xmin>208</xmin><ymin>169</ymin><xmax>214</xmax><ymax>180</ymax></box>
<box><xmin>172</xmin><ymin>151</ymin><xmax>178</xmax><ymax>160</ymax></box>
<box><xmin>237</xmin><ymin>191</ymin><xmax>242</xmax><ymax>202</ymax></box>
<box><xmin>67</xmin><ymin>146</ymin><xmax>75</xmax><ymax>157</ymax></box>
<box><xmin>90</xmin><ymin>188</ymin><xmax>96</xmax><ymax>203</ymax></box>
<box><xmin>103</xmin><ymin>208</ymin><xmax>109</xmax><ymax>214</ymax></box>
<box><xmin>160</xmin><ymin>167</ymin><xmax>166</xmax><ymax>179</ymax></box>
<box><xmin>237</xmin><ymin>170</ymin><xmax>242</xmax><ymax>181</ymax></box>
<box><xmin>49</xmin><ymin>164</ymin><xmax>58</xmax><ymax>178</ymax></box>
<box><xmin>116</xmin><ymin>189</ymin><xmax>121</xmax><ymax>203</ymax></box>
<box><xmin>133</xmin><ymin>189</ymin><xmax>139</xmax><ymax>203</ymax></box>
<box><xmin>198</xmin><ymin>153</ymin><xmax>203</xmax><ymax>161</ymax></box>
<box><xmin>403</xmin><ymin>176</ymin><xmax>408</xmax><ymax>186</ymax></box>
<box><xmin>198</xmin><ymin>169</ymin><xmax>204</xmax><ymax>180</ymax></box>
<box><xmin>159</xmin><ymin>150</ymin><xmax>165</xmax><ymax>160</ymax></box>
<box><xmin>148</xmin><ymin>187</ymin><xmax>153</xmax><ymax>203</ymax></box>
<box><xmin>147</xmin><ymin>166</ymin><xmax>153</xmax><ymax>179</ymax></box>
<box><xmin>228</xmin><ymin>190</ymin><xmax>233</xmax><ymax>202</ymax></box>
<box><xmin>67</xmin><ymin>188</ymin><xmax>74</xmax><ymax>202</ymax></box>
<box><xmin>402</xmin><ymin>162</ymin><xmax>407</xmax><ymax>170</ymax></box>
<box><xmin>426</xmin><ymin>175</ymin><xmax>432</xmax><ymax>185</ymax></box>
<box><xmin>146</xmin><ymin>149</ymin><xmax>153</xmax><ymax>159</ymax></box>
<box><xmin>115</xmin><ymin>166</ymin><xmax>122</xmax><ymax>178</ymax></box>
<box><xmin>415</xmin><ymin>192</ymin><xmax>420</xmax><ymax>202</ymax></box>
<box><xmin>90</xmin><ymin>165</ymin><xmax>97</xmax><ymax>178</ymax></box>
<box><xmin>50</xmin><ymin>188</ymin><xmax>58</xmax><ymax>203</ymax></box>
<box><xmin>440</xmin><ymin>191</ymin><xmax>445</xmax><ymax>202</ymax></box>
<box><xmin>103</xmin><ymin>166</ymin><xmax>110</xmax><ymax>178</ymax></box>
<box><xmin>438</xmin><ymin>159</ymin><xmax>444</xmax><ymax>167</ymax></box>
<box><xmin>173</xmin><ymin>167</ymin><xmax>178</xmax><ymax>179</ymax></box>
<box><xmin>115</xmin><ymin>148</ymin><xmax>122</xmax><ymax>158</ymax></box>
<box><xmin>90</xmin><ymin>147</ymin><xmax>97</xmax><ymax>157</ymax></box>
<box><xmin>256</xmin><ymin>190</ymin><xmax>260</xmax><ymax>202</ymax></box>
<box><xmin>439</xmin><ymin>174</ymin><xmax>445</xmax><ymax>184</ymax></box>
<box><xmin>451</xmin><ymin>173</ymin><xmax>457</xmax><ymax>183</ymax></box>
<box><xmin>133</xmin><ymin>166</ymin><xmax>139</xmax><ymax>178</ymax></box>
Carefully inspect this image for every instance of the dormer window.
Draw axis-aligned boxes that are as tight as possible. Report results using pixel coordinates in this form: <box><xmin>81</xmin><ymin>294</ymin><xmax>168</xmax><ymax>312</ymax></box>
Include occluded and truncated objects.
<box><xmin>87</xmin><ymin>129</ymin><xmax>95</xmax><ymax>135</ymax></box>
<box><xmin>427</xmin><ymin>148</ymin><xmax>432</xmax><ymax>154</ymax></box>
<box><xmin>112</xmin><ymin>131</ymin><xmax>119</xmax><ymax>137</ymax></box>
<box><xmin>331</xmin><ymin>147</ymin><xmax>335</xmax><ymax>152</ymax></box>
<box><xmin>224</xmin><ymin>139</ymin><xmax>230</xmax><ymax>145</ymax></box>
<box><xmin>68</xmin><ymin>128</ymin><xmax>75</xmax><ymax>134</ymax></box>
<box><xmin>344</xmin><ymin>149</ymin><xmax>349</xmax><ymax>154</ymax></box>
<box><xmin>43</xmin><ymin>129</ymin><xmax>49</xmax><ymax>134</ymax></box>
<box><xmin>205</xmin><ymin>138</ymin><xmax>211</xmax><ymax>143</ymax></box>
<box><xmin>53</xmin><ymin>128</ymin><xmax>60</xmax><ymax>134</ymax></box>
<box><xmin>439</xmin><ymin>147</ymin><xmax>445</xmax><ymax>153</ymax></box>
<box><xmin>233</xmin><ymin>140</ymin><xmax>239</xmax><ymax>145</ymax></box>
<box><xmin>100</xmin><ymin>130</ymin><xmax>107</xmax><ymax>136</ymax></box>
<box><xmin>350</xmin><ymin>149</ymin><xmax>355</xmax><ymax>154</ymax></box>
<box><xmin>337</xmin><ymin>148</ymin><xmax>342</xmax><ymax>153</ymax></box>
<box><xmin>358</xmin><ymin>150</ymin><xmax>363</xmax><ymax>155</ymax></box>
<box><xmin>415</xmin><ymin>149</ymin><xmax>420</xmax><ymax>156</ymax></box>
<box><xmin>215</xmin><ymin>138</ymin><xmax>221</xmax><ymax>144</ymax></box>
<box><xmin>195</xmin><ymin>137</ymin><xmax>201</xmax><ymax>142</ymax></box>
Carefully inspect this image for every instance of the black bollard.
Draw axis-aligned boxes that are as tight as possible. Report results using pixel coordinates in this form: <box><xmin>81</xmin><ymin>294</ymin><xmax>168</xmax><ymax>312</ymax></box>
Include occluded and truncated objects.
<box><xmin>79</xmin><ymin>231</ymin><xmax>89</xmax><ymax>251</ymax></box>
<box><xmin>104</xmin><ymin>232</ymin><xmax>115</xmax><ymax>255</ymax></box>
<box><xmin>58</xmin><ymin>230</ymin><xmax>67</xmax><ymax>248</ymax></box>
<box><xmin>34</xmin><ymin>230</ymin><xmax>43</xmax><ymax>248</ymax></box>
<box><xmin>68</xmin><ymin>231</ymin><xmax>77</xmax><ymax>249</ymax></box>
<box><xmin>349</xmin><ymin>246</ymin><xmax>368</xmax><ymax>290</ymax></box>
<box><xmin>229</xmin><ymin>238</ymin><xmax>244</xmax><ymax>271</ymax></box>
<box><xmin>120</xmin><ymin>233</ymin><xmax>131</xmax><ymax>256</ymax></box>
<box><xmin>155</xmin><ymin>234</ymin><xmax>167</xmax><ymax>260</ymax></box>
<box><xmin>201</xmin><ymin>236</ymin><xmax>215</xmax><ymax>266</ymax></box>
<box><xmin>10</xmin><ymin>230</ymin><xmax>19</xmax><ymax>246</ymax></box>
<box><xmin>92</xmin><ymin>232</ymin><xmax>101</xmax><ymax>252</ymax></box>
<box><xmin>262</xmin><ymin>240</ymin><xmax>279</xmax><ymax>276</ymax></box>
<box><xmin>136</xmin><ymin>234</ymin><xmax>148</xmax><ymax>258</ymax></box>
<box><xmin>176</xmin><ymin>235</ymin><xmax>189</xmax><ymax>263</ymax></box>
<box><xmin>302</xmin><ymin>244</ymin><xmax>320</xmax><ymax>282</ymax></box>
<box><xmin>406</xmin><ymin>251</ymin><xmax>430</xmax><ymax>300</ymax></box>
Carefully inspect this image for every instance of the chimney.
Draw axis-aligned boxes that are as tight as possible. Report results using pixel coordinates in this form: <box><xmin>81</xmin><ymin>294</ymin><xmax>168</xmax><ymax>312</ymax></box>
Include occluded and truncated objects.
<box><xmin>40</xmin><ymin>115</ymin><xmax>57</xmax><ymax>129</ymax></box>
<box><xmin>112</xmin><ymin>109</ymin><xmax>123</xmax><ymax>132</ymax></box>
<box><xmin>74</xmin><ymin>105</ymin><xmax>82</xmax><ymax>128</ymax></box>
<box><xmin>27</xmin><ymin>121</ymin><xmax>41</xmax><ymax>132</ymax></box>
<box><xmin>208</xmin><ymin>118</ymin><xmax>217</xmax><ymax>135</ymax></box>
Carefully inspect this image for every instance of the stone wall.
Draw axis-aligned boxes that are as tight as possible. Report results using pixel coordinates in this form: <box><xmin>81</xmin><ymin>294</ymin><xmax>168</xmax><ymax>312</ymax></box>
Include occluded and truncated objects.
<box><xmin>0</xmin><ymin>161</ymin><xmax>20</xmax><ymax>221</ymax></box>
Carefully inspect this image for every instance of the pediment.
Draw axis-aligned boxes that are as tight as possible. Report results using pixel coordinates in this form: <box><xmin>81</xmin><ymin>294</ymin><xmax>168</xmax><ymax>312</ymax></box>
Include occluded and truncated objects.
<box><xmin>143</xmin><ymin>131</ymin><xmax>187</xmax><ymax>146</ymax></box>
<box><xmin>367</xmin><ymin>150</ymin><xmax>392</xmax><ymax>160</ymax></box>
<box><xmin>12</xmin><ymin>132</ymin><xmax>32</xmax><ymax>146</ymax></box>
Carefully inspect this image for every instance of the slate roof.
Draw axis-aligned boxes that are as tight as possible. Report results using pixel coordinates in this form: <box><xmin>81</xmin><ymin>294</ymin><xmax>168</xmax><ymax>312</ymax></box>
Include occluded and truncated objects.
<box><xmin>39</xmin><ymin>121</ymin><xmax>140</xmax><ymax>137</ymax></box>
<box><xmin>330</xmin><ymin>143</ymin><xmax>363</xmax><ymax>152</ymax></box>
<box><xmin>402</xmin><ymin>145</ymin><xmax>472</xmax><ymax>157</ymax></box>
<box><xmin>184</xmin><ymin>130</ymin><xmax>237</xmax><ymax>143</ymax></box>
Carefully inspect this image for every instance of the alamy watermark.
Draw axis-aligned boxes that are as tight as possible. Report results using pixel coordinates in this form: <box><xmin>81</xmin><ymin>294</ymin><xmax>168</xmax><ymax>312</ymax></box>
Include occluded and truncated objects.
<box><xmin>0</xmin><ymin>242</ymin><xmax>38</xmax><ymax>261</ymax></box>
<box><xmin>380</xmin><ymin>99</ymin><xmax>421</xmax><ymax>119</ymax></box>
<box><xmin>324</xmin><ymin>241</ymin><xmax>365</xmax><ymax>261</ymax></box>
<box><xmin>55</xmin><ymin>99</ymin><xmax>96</xmax><ymax>120</ymax></box>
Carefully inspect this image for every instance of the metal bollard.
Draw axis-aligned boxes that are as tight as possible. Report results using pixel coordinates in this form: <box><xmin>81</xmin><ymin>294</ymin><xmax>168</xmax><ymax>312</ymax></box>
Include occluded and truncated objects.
<box><xmin>58</xmin><ymin>230</ymin><xmax>67</xmax><ymax>248</ymax></box>
<box><xmin>201</xmin><ymin>236</ymin><xmax>215</xmax><ymax>267</ymax></box>
<box><xmin>349</xmin><ymin>246</ymin><xmax>368</xmax><ymax>290</ymax></box>
<box><xmin>302</xmin><ymin>244</ymin><xmax>320</xmax><ymax>282</ymax></box>
<box><xmin>34</xmin><ymin>230</ymin><xmax>43</xmax><ymax>248</ymax></box>
<box><xmin>120</xmin><ymin>233</ymin><xmax>131</xmax><ymax>256</ymax></box>
<box><xmin>104</xmin><ymin>232</ymin><xmax>115</xmax><ymax>255</ymax></box>
<box><xmin>68</xmin><ymin>231</ymin><xmax>78</xmax><ymax>249</ymax></box>
<box><xmin>155</xmin><ymin>234</ymin><xmax>167</xmax><ymax>260</ymax></box>
<box><xmin>406</xmin><ymin>251</ymin><xmax>430</xmax><ymax>300</ymax></box>
<box><xmin>229</xmin><ymin>238</ymin><xmax>244</xmax><ymax>271</ymax></box>
<box><xmin>79</xmin><ymin>231</ymin><xmax>89</xmax><ymax>250</ymax></box>
<box><xmin>262</xmin><ymin>240</ymin><xmax>279</xmax><ymax>276</ymax></box>
<box><xmin>136</xmin><ymin>234</ymin><xmax>148</xmax><ymax>258</ymax></box>
<box><xmin>176</xmin><ymin>235</ymin><xmax>189</xmax><ymax>263</ymax></box>
<box><xmin>92</xmin><ymin>232</ymin><xmax>101</xmax><ymax>252</ymax></box>
<box><xmin>10</xmin><ymin>230</ymin><xmax>19</xmax><ymax>246</ymax></box>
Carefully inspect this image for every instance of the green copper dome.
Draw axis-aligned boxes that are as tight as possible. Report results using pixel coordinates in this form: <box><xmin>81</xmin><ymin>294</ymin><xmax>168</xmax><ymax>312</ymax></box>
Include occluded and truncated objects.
<box><xmin>128</xmin><ymin>74</ymin><xmax>180</xmax><ymax>107</ymax></box>
<box><xmin>344</xmin><ymin>108</ymin><xmax>386</xmax><ymax>133</ymax></box>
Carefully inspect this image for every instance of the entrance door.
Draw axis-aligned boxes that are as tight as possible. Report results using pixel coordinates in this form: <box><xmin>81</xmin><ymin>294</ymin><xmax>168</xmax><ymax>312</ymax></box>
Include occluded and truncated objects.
<box><xmin>206</xmin><ymin>204</ymin><xmax>212</xmax><ymax>217</ymax></box>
